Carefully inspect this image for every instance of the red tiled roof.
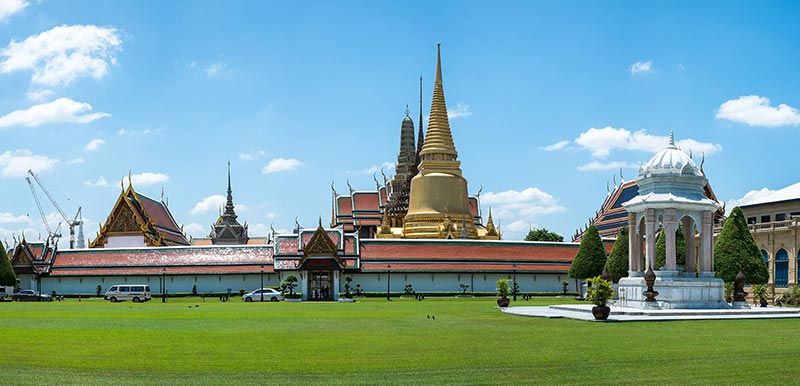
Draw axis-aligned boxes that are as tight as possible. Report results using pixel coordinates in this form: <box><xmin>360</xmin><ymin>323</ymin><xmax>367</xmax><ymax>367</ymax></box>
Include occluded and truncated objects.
<box><xmin>468</xmin><ymin>197</ymin><xmax>478</xmax><ymax>217</ymax></box>
<box><xmin>276</xmin><ymin>238</ymin><xmax>299</xmax><ymax>254</ymax></box>
<box><xmin>135</xmin><ymin>193</ymin><xmax>189</xmax><ymax>245</ymax></box>
<box><xmin>49</xmin><ymin>264</ymin><xmax>273</xmax><ymax>276</ymax></box>
<box><xmin>352</xmin><ymin>192</ymin><xmax>380</xmax><ymax>212</ymax></box>
<box><xmin>193</xmin><ymin>239</ymin><xmax>213</xmax><ymax>246</ymax></box>
<box><xmin>359</xmin><ymin>240</ymin><xmax>578</xmax><ymax>263</ymax></box>
<box><xmin>344</xmin><ymin>237</ymin><xmax>356</xmax><ymax>255</ymax></box>
<box><xmin>360</xmin><ymin>262</ymin><xmax>570</xmax><ymax>273</ymax></box>
<box><xmin>337</xmin><ymin>197</ymin><xmax>353</xmax><ymax>216</ymax></box>
<box><xmin>52</xmin><ymin>246</ymin><xmax>273</xmax><ymax>268</ymax></box>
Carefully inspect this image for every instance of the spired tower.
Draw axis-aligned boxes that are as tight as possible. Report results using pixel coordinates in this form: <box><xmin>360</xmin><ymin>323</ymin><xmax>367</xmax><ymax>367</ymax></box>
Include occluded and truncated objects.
<box><xmin>385</xmin><ymin>109</ymin><xmax>418</xmax><ymax>226</ymax></box>
<box><xmin>403</xmin><ymin>44</ymin><xmax>478</xmax><ymax>239</ymax></box>
<box><xmin>210</xmin><ymin>161</ymin><xmax>249</xmax><ymax>245</ymax></box>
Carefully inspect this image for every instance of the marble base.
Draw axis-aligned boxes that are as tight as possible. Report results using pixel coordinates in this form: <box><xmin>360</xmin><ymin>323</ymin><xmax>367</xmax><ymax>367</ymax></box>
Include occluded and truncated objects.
<box><xmin>616</xmin><ymin>274</ymin><xmax>729</xmax><ymax>310</ymax></box>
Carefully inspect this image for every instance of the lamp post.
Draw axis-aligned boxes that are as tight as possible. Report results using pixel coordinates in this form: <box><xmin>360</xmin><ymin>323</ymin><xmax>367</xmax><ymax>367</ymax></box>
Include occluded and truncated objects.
<box><xmin>162</xmin><ymin>268</ymin><xmax>166</xmax><ymax>303</ymax></box>
<box><xmin>260</xmin><ymin>264</ymin><xmax>265</xmax><ymax>302</ymax></box>
<box><xmin>387</xmin><ymin>264</ymin><xmax>391</xmax><ymax>301</ymax></box>
<box><xmin>512</xmin><ymin>264</ymin><xmax>517</xmax><ymax>301</ymax></box>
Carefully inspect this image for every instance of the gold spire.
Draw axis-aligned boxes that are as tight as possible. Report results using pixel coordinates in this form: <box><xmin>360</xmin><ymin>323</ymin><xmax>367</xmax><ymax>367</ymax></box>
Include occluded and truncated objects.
<box><xmin>419</xmin><ymin>43</ymin><xmax>458</xmax><ymax>164</ymax></box>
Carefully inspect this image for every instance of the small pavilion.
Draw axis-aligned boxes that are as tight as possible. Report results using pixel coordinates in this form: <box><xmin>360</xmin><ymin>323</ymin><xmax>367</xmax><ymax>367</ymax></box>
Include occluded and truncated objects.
<box><xmin>618</xmin><ymin>132</ymin><xmax>728</xmax><ymax>309</ymax></box>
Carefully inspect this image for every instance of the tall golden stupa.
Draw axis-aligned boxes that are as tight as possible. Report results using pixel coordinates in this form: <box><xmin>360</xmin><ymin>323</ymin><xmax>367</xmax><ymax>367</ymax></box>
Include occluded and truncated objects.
<box><xmin>402</xmin><ymin>43</ymin><xmax>480</xmax><ymax>239</ymax></box>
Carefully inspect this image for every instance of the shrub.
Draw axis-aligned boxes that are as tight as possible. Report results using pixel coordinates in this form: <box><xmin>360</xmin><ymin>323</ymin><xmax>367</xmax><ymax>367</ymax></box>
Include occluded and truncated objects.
<box><xmin>239</xmin><ymin>289</ymin><xmax>245</xmax><ymax>296</ymax></box>
<box><xmin>569</xmin><ymin>224</ymin><xmax>607</xmax><ymax>280</ymax></box>
<box><xmin>96</xmin><ymin>285</ymin><xmax>102</xmax><ymax>297</ymax></box>
<box><xmin>404</xmin><ymin>284</ymin><xmax>414</xmax><ymax>295</ymax></box>
<box><xmin>714</xmin><ymin>207</ymin><xmax>768</xmax><ymax>284</ymax></box>
<box><xmin>191</xmin><ymin>284</ymin><xmax>198</xmax><ymax>296</ymax></box>
<box><xmin>0</xmin><ymin>246</ymin><xmax>16</xmax><ymax>287</ymax></box>
<box><xmin>283</xmin><ymin>274</ymin><xmax>299</xmax><ymax>298</ymax></box>
<box><xmin>586</xmin><ymin>276</ymin><xmax>613</xmax><ymax>307</ymax></box>
<box><xmin>750</xmin><ymin>284</ymin><xmax>768</xmax><ymax>304</ymax></box>
<box><xmin>343</xmin><ymin>275</ymin><xmax>353</xmax><ymax>299</ymax></box>
<box><xmin>561</xmin><ymin>280</ymin><xmax>569</xmax><ymax>294</ymax></box>
<box><xmin>459</xmin><ymin>283</ymin><xmax>469</xmax><ymax>294</ymax></box>
<box><xmin>604</xmin><ymin>228</ymin><xmax>630</xmax><ymax>283</ymax></box>
<box><xmin>496</xmin><ymin>279</ymin><xmax>510</xmax><ymax>298</ymax></box>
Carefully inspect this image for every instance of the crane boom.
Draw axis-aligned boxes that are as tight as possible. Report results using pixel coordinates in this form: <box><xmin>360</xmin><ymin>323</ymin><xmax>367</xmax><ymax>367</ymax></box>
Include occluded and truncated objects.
<box><xmin>26</xmin><ymin>170</ymin><xmax>81</xmax><ymax>248</ymax></box>
<box><xmin>26</xmin><ymin>177</ymin><xmax>58</xmax><ymax>239</ymax></box>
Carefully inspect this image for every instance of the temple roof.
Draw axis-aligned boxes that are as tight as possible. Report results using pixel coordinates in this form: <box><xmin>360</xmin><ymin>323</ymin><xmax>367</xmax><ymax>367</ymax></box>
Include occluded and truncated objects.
<box><xmin>90</xmin><ymin>182</ymin><xmax>189</xmax><ymax>247</ymax></box>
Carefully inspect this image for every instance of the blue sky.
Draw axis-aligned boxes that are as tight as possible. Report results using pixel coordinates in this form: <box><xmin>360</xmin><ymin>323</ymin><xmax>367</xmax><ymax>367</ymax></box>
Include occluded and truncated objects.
<box><xmin>1</xmin><ymin>0</ymin><xmax>800</xmax><ymax>246</ymax></box>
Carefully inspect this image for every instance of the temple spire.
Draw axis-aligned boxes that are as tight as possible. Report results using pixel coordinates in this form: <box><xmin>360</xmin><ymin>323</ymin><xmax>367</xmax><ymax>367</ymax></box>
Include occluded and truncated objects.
<box><xmin>416</xmin><ymin>74</ymin><xmax>424</xmax><ymax>167</ymax></box>
<box><xmin>224</xmin><ymin>160</ymin><xmax>235</xmax><ymax>216</ymax></box>
<box><xmin>419</xmin><ymin>43</ymin><xmax>458</xmax><ymax>164</ymax></box>
<box><xmin>668</xmin><ymin>130</ymin><xmax>676</xmax><ymax>148</ymax></box>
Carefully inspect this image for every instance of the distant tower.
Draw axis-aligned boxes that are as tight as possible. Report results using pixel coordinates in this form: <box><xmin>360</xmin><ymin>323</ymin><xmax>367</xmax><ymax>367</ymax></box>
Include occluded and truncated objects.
<box><xmin>385</xmin><ymin>107</ymin><xmax>418</xmax><ymax>226</ymax></box>
<box><xmin>404</xmin><ymin>44</ymin><xmax>477</xmax><ymax>239</ymax></box>
<box><xmin>210</xmin><ymin>161</ymin><xmax>249</xmax><ymax>245</ymax></box>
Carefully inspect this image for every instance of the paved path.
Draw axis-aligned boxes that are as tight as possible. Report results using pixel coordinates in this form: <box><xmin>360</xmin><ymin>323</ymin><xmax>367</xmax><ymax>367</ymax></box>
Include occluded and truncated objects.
<box><xmin>501</xmin><ymin>304</ymin><xmax>800</xmax><ymax>322</ymax></box>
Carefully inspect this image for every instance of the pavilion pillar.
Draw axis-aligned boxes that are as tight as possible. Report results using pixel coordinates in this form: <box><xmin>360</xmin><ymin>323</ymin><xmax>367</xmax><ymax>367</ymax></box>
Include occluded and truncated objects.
<box><xmin>645</xmin><ymin>209</ymin><xmax>656</xmax><ymax>271</ymax></box>
<box><xmin>683</xmin><ymin>216</ymin><xmax>696</xmax><ymax>275</ymax></box>
<box><xmin>700</xmin><ymin>211</ymin><xmax>713</xmax><ymax>273</ymax></box>
<box><xmin>664</xmin><ymin>209</ymin><xmax>677</xmax><ymax>271</ymax></box>
<box><xmin>628</xmin><ymin>212</ymin><xmax>642</xmax><ymax>274</ymax></box>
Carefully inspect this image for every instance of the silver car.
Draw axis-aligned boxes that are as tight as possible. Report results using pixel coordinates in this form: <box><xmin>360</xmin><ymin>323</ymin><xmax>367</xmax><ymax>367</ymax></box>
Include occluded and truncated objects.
<box><xmin>242</xmin><ymin>288</ymin><xmax>284</xmax><ymax>302</ymax></box>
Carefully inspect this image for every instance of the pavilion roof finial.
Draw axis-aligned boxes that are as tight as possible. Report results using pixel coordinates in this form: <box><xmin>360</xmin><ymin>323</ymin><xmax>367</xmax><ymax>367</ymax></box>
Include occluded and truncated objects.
<box><xmin>669</xmin><ymin>130</ymin><xmax>675</xmax><ymax>147</ymax></box>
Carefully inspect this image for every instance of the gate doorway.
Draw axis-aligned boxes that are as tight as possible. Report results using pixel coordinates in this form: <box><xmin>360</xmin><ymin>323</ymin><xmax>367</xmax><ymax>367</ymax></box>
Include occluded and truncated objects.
<box><xmin>309</xmin><ymin>271</ymin><xmax>332</xmax><ymax>300</ymax></box>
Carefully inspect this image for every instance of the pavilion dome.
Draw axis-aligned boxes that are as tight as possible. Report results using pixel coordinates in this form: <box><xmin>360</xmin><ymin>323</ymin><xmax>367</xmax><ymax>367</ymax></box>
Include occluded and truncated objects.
<box><xmin>639</xmin><ymin>134</ymin><xmax>700</xmax><ymax>178</ymax></box>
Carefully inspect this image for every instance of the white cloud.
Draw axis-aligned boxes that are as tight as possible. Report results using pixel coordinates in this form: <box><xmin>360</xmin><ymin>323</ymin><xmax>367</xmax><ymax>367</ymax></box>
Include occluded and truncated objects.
<box><xmin>249</xmin><ymin>223</ymin><xmax>269</xmax><ymax>236</ymax></box>
<box><xmin>128</xmin><ymin>172</ymin><xmax>169</xmax><ymax>187</ymax></box>
<box><xmin>0</xmin><ymin>149</ymin><xmax>58</xmax><ymax>176</ymax></box>
<box><xmin>265</xmin><ymin>212</ymin><xmax>279</xmax><ymax>220</ymax></box>
<box><xmin>239</xmin><ymin>150</ymin><xmax>266</xmax><ymax>160</ymax></box>
<box><xmin>183</xmin><ymin>223</ymin><xmax>206</xmax><ymax>237</ymax></box>
<box><xmin>26</xmin><ymin>89</ymin><xmax>54</xmax><ymax>102</ymax></box>
<box><xmin>263</xmin><ymin>158</ymin><xmax>303</xmax><ymax>174</ymax></box>
<box><xmin>84</xmin><ymin>176</ymin><xmax>109</xmax><ymax>187</ymax></box>
<box><xmin>542</xmin><ymin>140</ymin><xmax>569</xmax><ymax>151</ymax></box>
<box><xmin>725</xmin><ymin>188</ymin><xmax>776</xmax><ymax>214</ymax></box>
<box><xmin>361</xmin><ymin>161</ymin><xmax>395</xmax><ymax>175</ymax></box>
<box><xmin>66</xmin><ymin>157</ymin><xmax>84</xmax><ymax>165</ymax></box>
<box><xmin>190</xmin><ymin>195</ymin><xmax>226</xmax><ymax>215</ymax></box>
<box><xmin>0</xmin><ymin>98</ymin><xmax>109</xmax><ymax>128</ymax></box>
<box><xmin>574</xmin><ymin>127</ymin><xmax>722</xmax><ymax>158</ymax></box>
<box><xmin>715</xmin><ymin>95</ymin><xmax>800</xmax><ymax>127</ymax></box>
<box><xmin>0</xmin><ymin>0</ymin><xmax>27</xmax><ymax>23</ymax></box>
<box><xmin>447</xmin><ymin>102</ymin><xmax>472</xmax><ymax>119</ymax></box>
<box><xmin>0</xmin><ymin>24</ymin><xmax>122</xmax><ymax>87</ymax></box>
<box><xmin>577</xmin><ymin>161</ymin><xmax>637</xmax><ymax>172</ymax></box>
<box><xmin>206</xmin><ymin>61</ymin><xmax>224</xmax><ymax>76</ymax></box>
<box><xmin>482</xmin><ymin>187</ymin><xmax>566</xmax><ymax>240</ymax></box>
<box><xmin>84</xmin><ymin>138</ymin><xmax>105</xmax><ymax>151</ymax></box>
<box><xmin>0</xmin><ymin>212</ymin><xmax>28</xmax><ymax>224</ymax></box>
<box><xmin>630</xmin><ymin>60</ymin><xmax>653</xmax><ymax>75</ymax></box>
<box><xmin>117</xmin><ymin>127</ymin><xmax>158</xmax><ymax>136</ymax></box>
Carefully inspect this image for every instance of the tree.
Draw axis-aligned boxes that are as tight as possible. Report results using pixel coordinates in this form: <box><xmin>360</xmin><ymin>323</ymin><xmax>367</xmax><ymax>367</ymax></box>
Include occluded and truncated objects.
<box><xmin>655</xmin><ymin>225</ymin><xmax>686</xmax><ymax>270</ymax></box>
<box><xmin>282</xmin><ymin>274</ymin><xmax>299</xmax><ymax>298</ymax></box>
<box><xmin>524</xmin><ymin>228</ymin><xmax>564</xmax><ymax>242</ymax></box>
<box><xmin>604</xmin><ymin>227</ymin><xmax>630</xmax><ymax>283</ymax></box>
<box><xmin>714</xmin><ymin>207</ymin><xmax>768</xmax><ymax>284</ymax></box>
<box><xmin>568</xmin><ymin>224</ymin><xmax>607</xmax><ymax>280</ymax></box>
<box><xmin>0</xmin><ymin>245</ymin><xmax>16</xmax><ymax>287</ymax></box>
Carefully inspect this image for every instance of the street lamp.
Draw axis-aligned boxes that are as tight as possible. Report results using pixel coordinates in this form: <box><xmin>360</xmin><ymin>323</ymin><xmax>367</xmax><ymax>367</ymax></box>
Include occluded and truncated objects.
<box><xmin>512</xmin><ymin>264</ymin><xmax>517</xmax><ymax>301</ymax></box>
<box><xmin>162</xmin><ymin>268</ymin><xmax>167</xmax><ymax>303</ymax></box>
<box><xmin>260</xmin><ymin>264</ymin><xmax>265</xmax><ymax>302</ymax></box>
<box><xmin>387</xmin><ymin>264</ymin><xmax>391</xmax><ymax>301</ymax></box>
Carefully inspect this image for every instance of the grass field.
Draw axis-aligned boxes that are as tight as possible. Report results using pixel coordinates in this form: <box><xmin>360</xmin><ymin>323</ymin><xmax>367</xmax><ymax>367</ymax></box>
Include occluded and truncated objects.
<box><xmin>1</xmin><ymin>296</ymin><xmax>798</xmax><ymax>385</ymax></box>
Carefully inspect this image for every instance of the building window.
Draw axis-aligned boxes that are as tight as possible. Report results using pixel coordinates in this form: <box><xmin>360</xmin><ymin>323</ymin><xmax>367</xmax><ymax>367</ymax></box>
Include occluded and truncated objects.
<box><xmin>776</xmin><ymin>249</ymin><xmax>789</xmax><ymax>288</ymax></box>
<box><xmin>761</xmin><ymin>215</ymin><xmax>771</xmax><ymax>223</ymax></box>
<box><xmin>776</xmin><ymin>213</ymin><xmax>786</xmax><ymax>221</ymax></box>
<box><xmin>747</xmin><ymin>217</ymin><xmax>756</xmax><ymax>224</ymax></box>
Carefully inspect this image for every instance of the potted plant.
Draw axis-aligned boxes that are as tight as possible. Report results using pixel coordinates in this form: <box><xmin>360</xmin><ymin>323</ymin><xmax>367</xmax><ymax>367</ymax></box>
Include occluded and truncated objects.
<box><xmin>586</xmin><ymin>276</ymin><xmax>613</xmax><ymax>320</ymax></box>
<box><xmin>751</xmin><ymin>284</ymin><xmax>768</xmax><ymax>307</ymax></box>
<box><xmin>496</xmin><ymin>279</ymin><xmax>511</xmax><ymax>307</ymax></box>
<box><xmin>724</xmin><ymin>282</ymin><xmax>734</xmax><ymax>303</ymax></box>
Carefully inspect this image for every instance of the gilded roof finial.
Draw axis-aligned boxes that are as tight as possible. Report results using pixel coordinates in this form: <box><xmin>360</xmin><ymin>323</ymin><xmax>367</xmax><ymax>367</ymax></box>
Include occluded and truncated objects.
<box><xmin>405</xmin><ymin>104</ymin><xmax>410</xmax><ymax>116</ymax></box>
<box><xmin>373</xmin><ymin>173</ymin><xmax>380</xmax><ymax>191</ymax></box>
<box><xmin>128</xmin><ymin>169</ymin><xmax>132</xmax><ymax>187</ymax></box>
<box><xmin>346</xmin><ymin>179</ymin><xmax>353</xmax><ymax>195</ymax></box>
<box><xmin>331</xmin><ymin>181</ymin><xmax>337</xmax><ymax>197</ymax></box>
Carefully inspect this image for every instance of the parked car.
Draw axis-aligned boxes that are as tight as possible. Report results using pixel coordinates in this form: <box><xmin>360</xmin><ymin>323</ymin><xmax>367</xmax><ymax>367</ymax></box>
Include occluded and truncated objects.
<box><xmin>12</xmin><ymin>289</ymin><xmax>53</xmax><ymax>302</ymax></box>
<box><xmin>242</xmin><ymin>288</ymin><xmax>284</xmax><ymax>302</ymax></box>
<box><xmin>104</xmin><ymin>285</ymin><xmax>151</xmax><ymax>302</ymax></box>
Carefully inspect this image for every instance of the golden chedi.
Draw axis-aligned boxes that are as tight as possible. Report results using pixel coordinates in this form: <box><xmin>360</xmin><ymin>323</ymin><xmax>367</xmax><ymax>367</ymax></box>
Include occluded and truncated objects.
<box><xmin>403</xmin><ymin>44</ymin><xmax>478</xmax><ymax>239</ymax></box>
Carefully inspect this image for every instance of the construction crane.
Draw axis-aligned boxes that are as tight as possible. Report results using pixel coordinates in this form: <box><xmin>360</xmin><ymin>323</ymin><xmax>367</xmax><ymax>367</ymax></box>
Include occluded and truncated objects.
<box><xmin>26</xmin><ymin>170</ymin><xmax>84</xmax><ymax>249</ymax></box>
<box><xmin>25</xmin><ymin>176</ymin><xmax>61</xmax><ymax>243</ymax></box>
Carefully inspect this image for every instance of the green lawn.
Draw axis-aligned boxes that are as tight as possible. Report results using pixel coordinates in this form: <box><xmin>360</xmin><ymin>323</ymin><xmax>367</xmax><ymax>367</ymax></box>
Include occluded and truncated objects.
<box><xmin>1</xmin><ymin>297</ymin><xmax>796</xmax><ymax>385</ymax></box>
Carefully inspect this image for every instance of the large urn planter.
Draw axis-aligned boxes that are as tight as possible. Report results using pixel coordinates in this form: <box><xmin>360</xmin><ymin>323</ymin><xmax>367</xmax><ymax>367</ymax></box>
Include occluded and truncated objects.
<box><xmin>591</xmin><ymin>305</ymin><xmax>610</xmax><ymax>320</ymax></box>
<box><xmin>497</xmin><ymin>297</ymin><xmax>510</xmax><ymax>308</ymax></box>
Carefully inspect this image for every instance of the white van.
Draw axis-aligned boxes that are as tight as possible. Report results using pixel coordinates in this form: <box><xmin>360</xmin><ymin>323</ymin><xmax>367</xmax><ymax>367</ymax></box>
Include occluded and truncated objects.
<box><xmin>104</xmin><ymin>284</ymin><xmax>151</xmax><ymax>302</ymax></box>
<box><xmin>0</xmin><ymin>286</ymin><xmax>13</xmax><ymax>301</ymax></box>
